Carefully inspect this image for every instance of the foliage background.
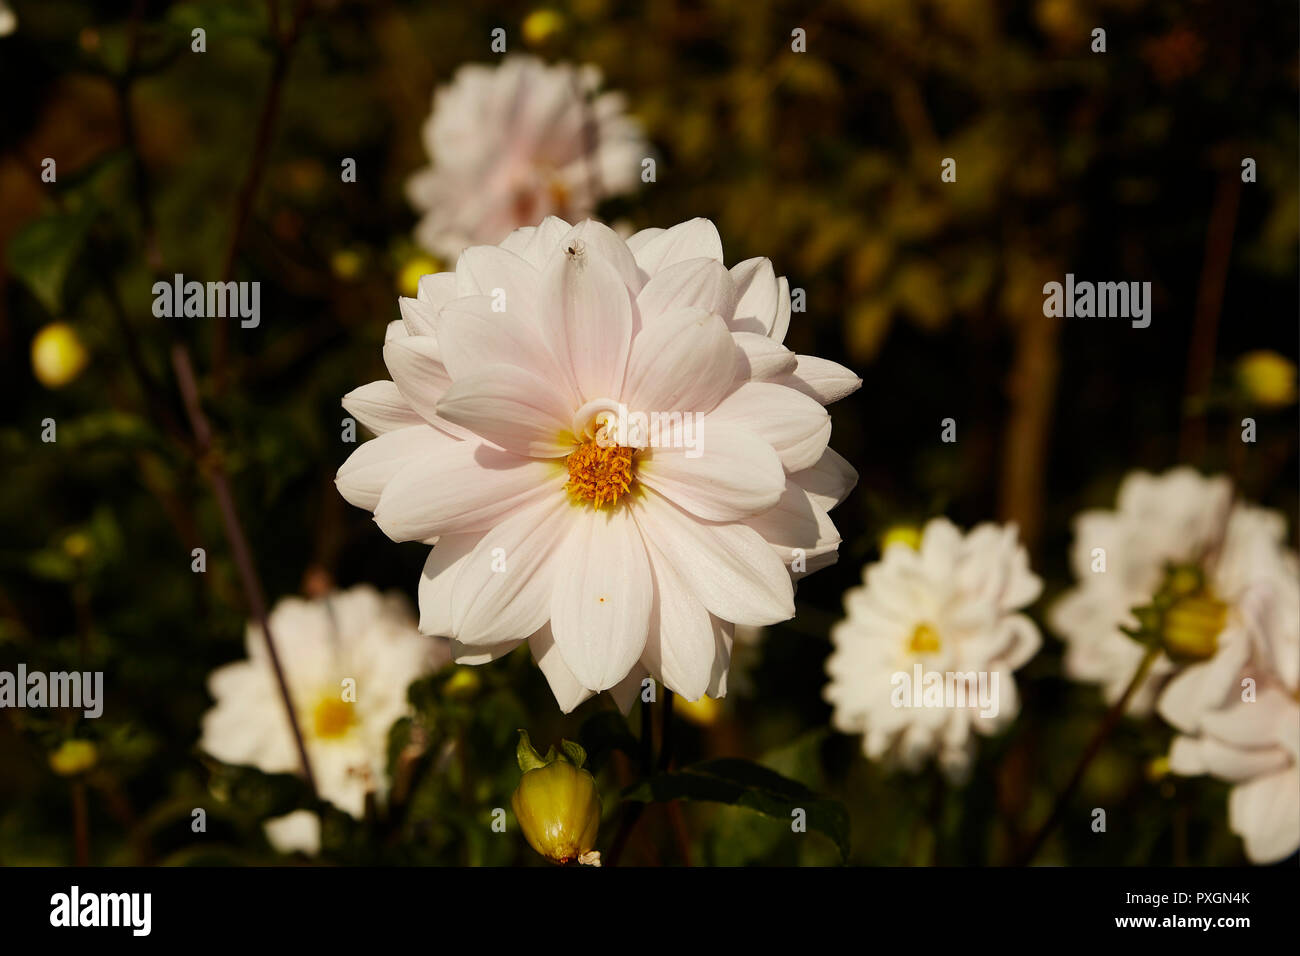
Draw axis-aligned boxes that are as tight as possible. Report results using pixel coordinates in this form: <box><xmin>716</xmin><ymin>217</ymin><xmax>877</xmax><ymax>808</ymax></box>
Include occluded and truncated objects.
<box><xmin>0</xmin><ymin>0</ymin><xmax>1296</xmax><ymax>866</ymax></box>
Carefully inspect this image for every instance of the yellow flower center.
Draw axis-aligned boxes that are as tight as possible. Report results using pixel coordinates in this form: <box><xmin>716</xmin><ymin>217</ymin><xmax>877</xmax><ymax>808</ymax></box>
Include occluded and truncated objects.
<box><xmin>1163</xmin><ymin>593</ymin><xmax>1228</xmax><ymax>661</ymax></box>
<box><xmin>907</xmin><ymin>623</ymin><xmax>942</xmax><ymax>655</ymax></box>
<box><xmin>565</xmin><ymin>440</ymin><xmax>635</xmax><ymax>508</ymax></box>
<box><xmin>311</xmin><ymin>695</ymin><xmax>357</xmax><ymax>740</ymax></box>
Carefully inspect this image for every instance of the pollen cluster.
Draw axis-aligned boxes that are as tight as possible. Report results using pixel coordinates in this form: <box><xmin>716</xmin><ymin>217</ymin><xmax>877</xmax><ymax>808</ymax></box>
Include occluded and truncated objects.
<box><xmin>566</xmin><ymin>440</ymin><xmax>635</xmax><ymax>508</ymax></box>
<box><xmin>907</xmin><ymin>623</ymin><xmax>943</xmax><ymax>655</ymax></box>
<box><xmin>311</xmin><ymin>695</ymin><xmax>357</xmax><ymax>740</ymax></box>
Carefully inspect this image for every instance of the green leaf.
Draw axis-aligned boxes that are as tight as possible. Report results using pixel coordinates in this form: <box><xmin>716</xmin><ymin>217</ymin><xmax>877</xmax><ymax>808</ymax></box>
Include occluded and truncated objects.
<box><xmin>5</xmin><ymin>206</ymin><xmax>98</xmax><ymax>314</ymax></box>
<box><xmin>622</xmin><ymin>757</ymin><xmax>850</xmax><ymax>861</ymax></box>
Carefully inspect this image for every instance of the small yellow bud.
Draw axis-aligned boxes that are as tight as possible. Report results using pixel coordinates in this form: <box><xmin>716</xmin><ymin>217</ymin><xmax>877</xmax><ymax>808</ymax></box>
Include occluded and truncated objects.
<box><xmin>1162</xmin><ymin>594</ymin><xmax>1227</xmax><ymax>662</ymax></box>
<box><xmin>1146</xmin><ymin>755</ymin><xmax>1171</xmax><ymax>782</ymax></box>
<box><xmin>31</xmin><ymin>322</ymin><xmax>89</xmax><ymax>388</ymax></box>
<box><xmin>511</xmin><ymin>731</ymin><xmax>601</xmax><ymax>865</ymax></box>
<box><xmin>676</xmin><ymin>694</ymin><xmax>722</xmax><ymax>727</ymax></box>
<box><xmin>50</xmin><ymin>739</ymin><xmax>98</xmax><ymax>776</ymax></box>
<box><xmin>330</xmin><ymin>249</ymin><xmax>363</xmax><ymax>281</ymax></box>
<box><xmin>397</xmin><ymin>255</ymin><xmax>442</xmax><ymax>299</ymax></box>
<box><xmin>881</xmin><ymin>524</ymin><xmax>923</xmax><ymax>552</ymax></box>
<box><xmin>522</xmin><ymin>9</ymin><xmax>564</xmax><ymax>46</ymax></box>
<box><xmin>1236</xmin><ymin>350</ymin><xmax>1297</xmax><ymax>409</ymax></box>
<box><xmin>444</xmin><ymin>667</ymin><xmax>481</xmax><ymax>699</ymax></box>
<box><xmin>62</xmin><ymin>532</ymin><xmax>92</xmax><ymax>560</ymax></box>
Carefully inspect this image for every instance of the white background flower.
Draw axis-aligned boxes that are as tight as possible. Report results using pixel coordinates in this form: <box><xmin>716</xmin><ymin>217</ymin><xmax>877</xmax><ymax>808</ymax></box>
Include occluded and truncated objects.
<box><xmin>200</xmin><ymin>585</ymin><xmax>447</xmax><ymax>819</ymax></box>
<box><xmin>824</xmin><ymin>518</ymin><xmax>1042</xmax><ymax>780</ymax></box>
<box><xmin>337</xmin><ymin>216</ymin><xmax>859</xmax><ymax>712</ymax></box>
<box><xmin>1050</xmin><ymin>468</ymin><xmax>1298</xmax><ymax>726</ymax></box>
<box><xmin>406</xmin><ymin>56</ymin><xmax>648</xmax><ymax>260</ymax></box>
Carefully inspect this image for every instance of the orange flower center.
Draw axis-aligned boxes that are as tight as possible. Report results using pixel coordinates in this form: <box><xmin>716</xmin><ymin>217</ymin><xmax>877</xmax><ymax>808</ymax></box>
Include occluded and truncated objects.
<box><xmin>565</xmin><ymin>440</ymin><xmax>635</xmax><ymax>508</ymax></box>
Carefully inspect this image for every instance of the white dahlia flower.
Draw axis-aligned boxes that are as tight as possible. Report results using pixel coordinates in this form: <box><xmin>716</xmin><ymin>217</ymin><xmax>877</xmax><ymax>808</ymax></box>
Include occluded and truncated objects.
<box><xmin>1169</xmin><ymin>685</ymin><xmax>1299</xmax><ymax>864</ymax></box>
<box><xmin>406</xmin><ymin>56</ymin><xmax>648</xmax><ymax>260</ymax></box>
<box><xmin>824</xmin><ymin>518</ymin><xmax>1042</xmax><ymax>781</ymax></box>
<box><xmin>200</xmin><ymin>585</ymin><xmax>447</xmax><ymax>820</ymax></box>
<box><xmin>1050</xmin><ymin>468</ymin><xmax>1298</xmax><ymax>728</ymax></box>
<box><xmin>336</xmin><ymin>216</ymin><xmax>860</xmax><ymax>712</ymax></box>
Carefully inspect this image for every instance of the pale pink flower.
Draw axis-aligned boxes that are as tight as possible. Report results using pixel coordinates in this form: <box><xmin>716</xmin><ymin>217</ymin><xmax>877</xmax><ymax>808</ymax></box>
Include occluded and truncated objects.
<box><xmin>406</xmin><ymin>56</ymin><xmax>648</xmax><ymax>260</ymax></box>
<box><xmin>337</xmin><ymin>217</ymin><xmax>859</xmax><ymax>711</ymax></box>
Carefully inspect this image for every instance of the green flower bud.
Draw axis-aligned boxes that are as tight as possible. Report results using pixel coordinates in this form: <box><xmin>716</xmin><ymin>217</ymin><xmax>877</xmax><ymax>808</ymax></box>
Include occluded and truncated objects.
<box><xmin>1162</xmin><ymin>593</ymin><xmax>1227</xmax><ymax>662</ymax></box>
<box><xmin>511</xmin><ymin>730</ymin><xmax>601</xmax><ymax>866</ymax></box>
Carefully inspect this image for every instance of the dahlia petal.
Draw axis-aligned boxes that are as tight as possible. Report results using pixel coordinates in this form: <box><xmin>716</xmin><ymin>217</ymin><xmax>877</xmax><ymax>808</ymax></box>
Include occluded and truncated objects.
<box><xmin>561</xmin><ymin>219</ymin><xmax>645</xmax><ymax>294</ymax></box>
<box><xmin>741</xmin><ymin>483</ymin><xmax>841</xmax><ymax>576</ymax></box>
<box><xmin>538</xmin><ymin>237</ymin><xmax>634</xmax><ymax>403</ymax></box>
<box><xmin>417</xmin><ymin>272</ymin><xmax>459</xmax><ymax>309</ymax></box>
<box><xmin>733</xmin><ymin>332</ymin><xmax>798</xmax><ymax>382</ymax></box>
<box><xmin>635</xmin><ymin>258</ymin><xmax>737</xmax><ymax>324</ymax></box>
<box><xmin>417</xmin><ymin>534</ymin><xmax>481</xmax><ymax>635</ymax></box>
<box><xmin>342</xmin><ymin>380</ymin><xmax>424</xmax><ymax>436</ymax></box>
<box><xmin>790</xmin><ymin>447</ymin><xmax>858</xmax><ymax>512</ymax></box>
<box><xmin>550</xmin><ymin>506</ymin><xmax>652</xmax><ymax>691</ymax></box>
<box><xmin>452</xmin><ymin>245</ymin><xmax>540</xmax><ymax>321</ymax></box>
<box><xmin>778</xmin><ymin>354</ymin><xmax>863</xmax><ymax>405</ymax></box>
<box><xmin>451</xmin><ymin>497</ymin><xmax>571</xmax><ymax>645</ymax></box>
<box><xmin>449</xmin><ymin>638</ymin><xmax>523</xmax><ymax>665</ymax></box>
<box><xmin>436</xmin><ymin>363</ymin><xmax>577</xmax><ymax>457</ymax></box>
<box><xmin>384</xmin><ymin>335</ymin><xmax>454</xmax><ymax>424</ymax></box>
<box><xmin>708</xmin><ymin>381</ymin><xmax>831</xmax><ymax>472</ymax></box>
<box><xmin>633</xmin><ymin>487</ymin><xmax>795</xmax><ymax>626</ymax></box>
<box><xmin>728</xmin><ymin>257</ymin><xmax>779</xmax><ymax>335</ymax></box>
<box><xmin>771</xmin><ymin>276</ymin><xmax>792</xmax><ymax>343</ymax></box>
<box><xmin>530</xmin><ymin>622</ymin><xmax>595</xmax><ymax>713</ymax></box>
<box><xmin>638</xmin><ymin>425</ymin><xmax>785</xmax><ymax>521</ymax></box>
<box><xmin>374</xmin><ymin>441</ymin><xmax>561</xmax><ymax>541</ymax></box>
<box><xmin>641</xmin><ymin>537</ymin><xmax>717</xmax><ymax>700</ymax></box>
<box><xmin>630</xmin><ymin>218</ymin><xmax>724</xmax><ymax>275</ymax></box>
<box><xmin>437</xmin><ymin>295</ymin><xmax>578</xmax><ymax>403</ymax></box>
<box><xmin>623</xmin><ymin>307</ymin><xmax>738</xmax><ymax>414</ymax></box>
<box><xmin>399</xmin><ymin>296</ymin><xmax>439</xmax><ymax>337</ymax></box>
<box><xmin>1229</xmin><ymin>771</ymin><xmax>1300</xmax><ymax>864</ymax></box>
<box><xmin>335</xmin><ymin>424</ymin><xmax>455</xmax><ymax>512</ymax></box>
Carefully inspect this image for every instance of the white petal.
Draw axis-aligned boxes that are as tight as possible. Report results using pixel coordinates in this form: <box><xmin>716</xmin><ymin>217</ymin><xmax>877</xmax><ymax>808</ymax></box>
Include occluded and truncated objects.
<box><xmin>560</xmin><ymin>220</ymin><xmax>645</xmax><ymax>294</ymax></box>
<box><xmin>637</xmin><ymin>425</ymin><xmax>784</xmax><ymax>521</ymax></box>
<box><xmin>436</xmin><ymin>295</ymin><xmax>578</xmax><ymax>403</ymax></box>
<box><xmin>399</xmin><ymin>296</ymin><xmax>439</xmax><ymax>336</ymax></box>
<box><xmin>451</xmin><ymin>497</ymin><xmax>572</xmax><ymax>645</ymax></box>
<box><xmin>707</xmin><ymin>381</ymin><xmax>831</xmax><ymax>472</ymax></box>
<box><xmin>633</xmin><ymin>487</ymin><xmax>795</xmax><ymax>626</ymax></box>
<box><xmin>454</xmin><ymin>245</ymin><xmax>540</xmax><ymax>307</ymax></box>
<box><xmin>790</xmin><ymin>447</ymin><xmax>858</xmax><ymax>511</ymax></box>
<box><xmin>635</xmin><ymin>258</ymin><xmax>737</xmax><ymax>323</ymax></box>
<box><xmin>436</xmin><ymin>364</ymin><xmax>577</xmax><ymax>457</ymax></box>
<box><xmin>536</xmin><ymin>237</ymin><xmax>635</xmax><ymax>404</ymax></box>
<box><xmin>641</xmin><ymin>538</ymin><xmax>718</xmax><ymax>699</ymax></box>
<box><xmin>335</xmin><ymin>425</ymin><xmax>455</xmax><ymax>512</ymax></box>
<box><xmin>449</xmin><ymin>637</ymin><xmax>522</xmax><ymax>665</ymax></box>
<box><xmin>374</xmin><ymin>441</ymin><xmax>561</xmax><ymax>541</ymax></box>
<box><xmin>630</xmin><ymin>218</ymin><xmax>724</xmax><ymax>275</ymax></box>
<box><xmin>729</xmin><ymin>257</ymin><xmax>779</xmax><ymax>335</ymax></box>
<box><xmin>550</xmin><ymin>506</ymin><xmax>652</xmax><ymax>690</ymax></box>
<box><xmin>530</xmin><ymin>622</ymin><xmax>595</xmax><ymax>713</ymax></box>
<box><xmin>777</xmin><ymin>354</ymin><xmax>862</xmax><ymax>405</ymax></box>
<box><xmin>733</xmin><ymin>332</ymin><xmax>798</xmax><ymax>382</ymax></box>
<box><xmin>384</xmin><ymin>335</ymin><xmax>454</xmax><ymax>425</ymax></box>
<box><xmin>417</xmin><ymin>534</ymin><xmax>481</xmax><ymax>635</ymax></box>
<box><xmin>342</xmin><ymin>380</ymin><xmax>424</xmax><ymax>435</ymax></box>
<box><xmin>771</xmin><ymin>276</ymin><xmax>792</xmax><ymax>343</ymax></box>
<box><xmin>417</xmin><ymin>272</ymin><xmax>459</xmax><ymax>309</ymax></box>
<box><xmin>623</xmin><ymin>307</ymin><xmax>738</xmax><ymax>414</ymax></box>
<box><xmin>742</xmin><ymin>483</ymin><xmax>841</xmax><ymax>576</ymax></box>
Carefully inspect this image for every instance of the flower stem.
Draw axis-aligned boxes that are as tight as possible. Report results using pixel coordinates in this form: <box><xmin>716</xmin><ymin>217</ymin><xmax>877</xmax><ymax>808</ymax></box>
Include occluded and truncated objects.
<box><xmin>1017</xmin><ymin>646</ymin><xmax>1160</xmax><ymax>865</ymax></box>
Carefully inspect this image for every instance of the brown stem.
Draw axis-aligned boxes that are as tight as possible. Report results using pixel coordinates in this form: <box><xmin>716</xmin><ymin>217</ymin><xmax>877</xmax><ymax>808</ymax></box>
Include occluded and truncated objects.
<box><xmin>1017</xmin><ymin>646</ymin><xmax>1160</xmax><ymax>865</ymax></box>
<box><xmin>213</xmin><ymin>0</ymin><xmax>312</xmax><ymax>392</ymax></box>
<box><xmin>1179</xmin><ymin>166</ymin><xmax>1241</xmax><ymax>462</ymax></box>
<box><xmin>998</xmin><ymin>310</ymin><xmax>1062</xmax><ymax>553</ymax></box>
<box><xmin>170</xmin><ymin>345</ymin><xmax>318</xmax><ymax>797</ymax></box>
